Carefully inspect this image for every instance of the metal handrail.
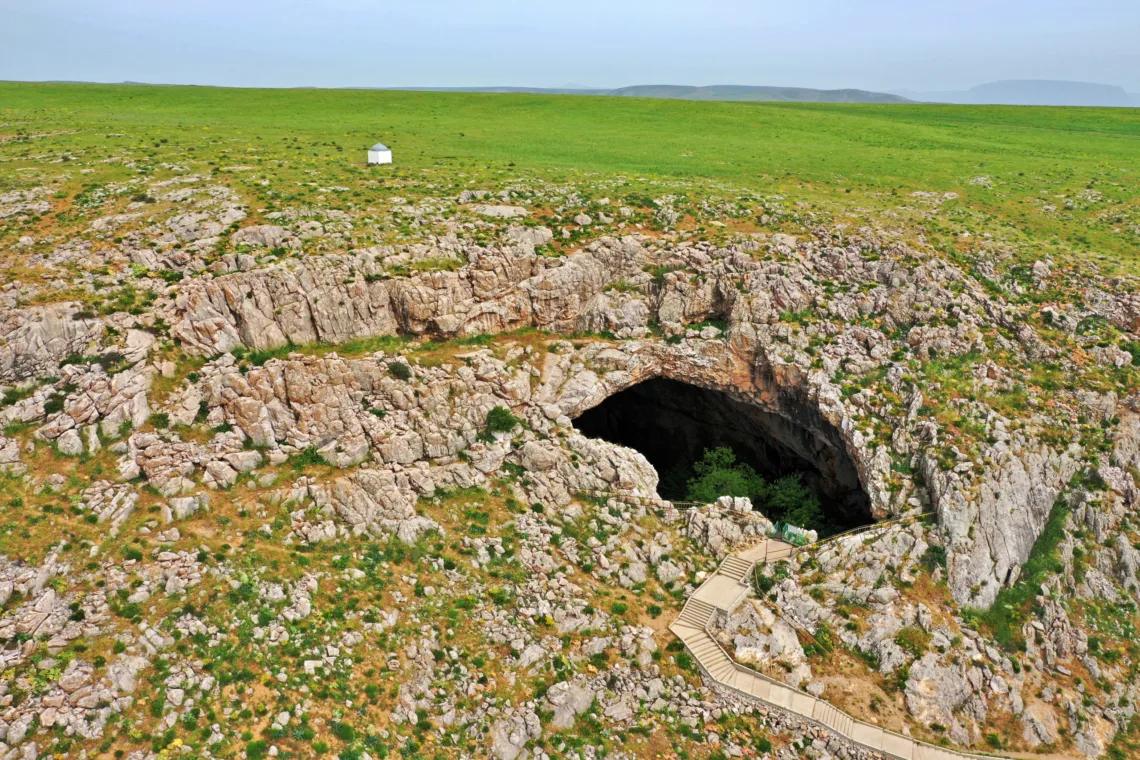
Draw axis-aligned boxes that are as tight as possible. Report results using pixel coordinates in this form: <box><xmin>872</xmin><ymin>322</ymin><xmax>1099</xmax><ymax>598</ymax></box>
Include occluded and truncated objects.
<box><xmin>573</xmin><ymin>488</ymin><xmax>934</xmax><ymax>550</ymax></box>
<box><xmin>571</xmin><ymin>488</ymin><xmax>707</xmax><ymax>510</ymax></box>
<box><xmin>788</xmin><ymin>511</ymin><xmax>936</xmax><ymax>556</ymax></box>
<box><xmin>750</xmin><ymin>581</ymin><xmax>835</xmax><ymax>655</ymax></box>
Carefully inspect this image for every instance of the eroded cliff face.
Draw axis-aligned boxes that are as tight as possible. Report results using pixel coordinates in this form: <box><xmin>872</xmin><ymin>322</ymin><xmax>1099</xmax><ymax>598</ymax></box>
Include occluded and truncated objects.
<box><xmin>168</xmin><ymin>236</ymin><xmax>648</xmax><ymax>354</ymax></box>
<box><xmin>0</xmin><ymin>226</ymin><xmax>1120</xmax><ymax>612</ymax></box>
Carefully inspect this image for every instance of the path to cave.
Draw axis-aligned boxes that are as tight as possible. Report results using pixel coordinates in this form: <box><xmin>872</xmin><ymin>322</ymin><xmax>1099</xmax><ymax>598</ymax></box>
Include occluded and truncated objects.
<box><xmin>670</xmin><ymin>536</ymin><xmax>1003</xmax><ymax>760</ymax></box>
<box><xmin>572</xmin><ymin>376</ymin><xmax>875</xmax><ymax>534</ymax></box>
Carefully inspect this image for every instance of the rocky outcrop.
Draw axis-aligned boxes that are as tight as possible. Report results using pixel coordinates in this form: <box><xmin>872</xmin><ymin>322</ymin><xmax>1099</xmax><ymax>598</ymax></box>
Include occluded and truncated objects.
<box><xmin>168</xmin><ymin>236</ymin><xmax>647</xmax><ymax>355</ymax></box>
<box><xmin>6</xmin><ymin>221</ymin><xmax>1129</xmax><ymax>621</ymax></box>
<box><xmin>924</xmin><ymin>440</ymin><xmax>1081</xmax><ymax>607</ymax></box>
<box><xmin>0</xmin><ymin>303</ymin><xmax>105</xmax><ymax>383</ymax></box>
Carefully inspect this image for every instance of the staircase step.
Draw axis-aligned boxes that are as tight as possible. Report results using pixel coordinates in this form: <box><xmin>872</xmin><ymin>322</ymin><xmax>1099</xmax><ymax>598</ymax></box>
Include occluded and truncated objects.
<box><xmin>689</xmin><ymin>638</ymin><xmax>716</xmax><ymax>652</ymax></box>
<box><xmin>720</xmin><ymin>557</ymin><xmax>753</xmax><ymax>579</ymax></box>
<box><xmin>690</xmin><ymin>639</ymin><xmax>721</xmax><ymax>656</ymax></box>
<box><xmin>690</xmin><ymin>637</ymin><xmax>721</xmax><ymax>654</ymax></box>
<box><xmin>690</xmin><ymin>643</ymin><xmax>721</xmax><ymax>660</ymax></box>
<box><xmin>694</xmin><ymin>650</ymin><xmax>721</xmax><ymax>666</ymax></box>
<box><xmin>710</xmin><ymin>660</ymin><xmax>736</xmax><ymax>680</ymax></box>
<box><xmin>682</xmin><ymin>599</ymin><xmax>715</xmax><ymax>618</ymax></box>
<box><xmin>679</xmin><ymin>603</ymin><xmax>714</xmax><ymax>625</ymax></box>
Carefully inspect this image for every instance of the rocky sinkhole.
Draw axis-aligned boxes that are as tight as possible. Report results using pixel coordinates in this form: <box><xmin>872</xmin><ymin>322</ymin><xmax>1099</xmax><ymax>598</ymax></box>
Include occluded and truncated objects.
<box><xmin>572</xmin><ymin>376</ymin><xmax>874</xmax><ymax>531</ymax></box>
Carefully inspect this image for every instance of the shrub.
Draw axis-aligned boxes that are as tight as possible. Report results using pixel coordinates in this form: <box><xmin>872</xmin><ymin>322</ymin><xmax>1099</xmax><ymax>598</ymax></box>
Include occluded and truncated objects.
<box><xmin>387</xmin><ymin>362</ymin><xmax>412</xmax><ymax>381</ymax></box>
<box><xmin>685</xmin><ymin>447</ymin><xmax>765</xmax><ymax>505</ymax></box>
<box><xmin>331</xmin><ymin>722</ymin><xmax>355</xmax><ymax>742</ymax></box>
<box><xmin>895</xmin><ymin>627</ymin><xmax>932</xmax><ymax>658</ymax></box>
<box><xmin>765</xmin><ymin>474</ymin><xmax>826</xmax><ymax>532</ymax></box>
<box><xmin>684</xmin><ymin>447</ymin><xmax>830</xmax><ymax>534</ymax></box>
<box><xmin>290</xmin><ymin>447</ymin><xmax>330</xmax><ymax>472</ymax></box>
<box><xmin>814</xmin><ymin>621</ymin><xmax>836</xmax><ymax>653</ymax></box>
<box><xmin>920</xmin><ymin>545</ymin><xmax>947</xmax><ymax>573</ymax></box>
<box><xmin>246</xmin><ymin>740</ymin><xmax>269</xmax><ymax>760</ymax></box>
<box><xmin>484</xmin><ymin>405</ymin><xmax>520</xmax><ymax>435</ymax></box>
<box><xmin>0</xmin><ymin>385</ymin><xmax>36</xmax><ymax>408</ymax></box>
<box><xmin>43</xmin><ymin>393</ymin><xmax>67</xmax><ymax>415</ymax></box>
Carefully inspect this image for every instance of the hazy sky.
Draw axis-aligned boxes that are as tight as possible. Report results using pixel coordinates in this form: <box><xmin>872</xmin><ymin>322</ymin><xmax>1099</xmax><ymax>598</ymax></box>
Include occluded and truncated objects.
<box><xmin>3</xmin><ymin>0</ymin><xmax>1138</xmax><ymax>93</ymax></box>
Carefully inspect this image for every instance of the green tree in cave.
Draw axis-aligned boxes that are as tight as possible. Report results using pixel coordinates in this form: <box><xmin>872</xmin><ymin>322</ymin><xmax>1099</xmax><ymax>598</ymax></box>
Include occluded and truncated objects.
<box><xmin>684</xmin><ymin>447</ymin><xmax>829</xmax><ymax>534</ymax></box>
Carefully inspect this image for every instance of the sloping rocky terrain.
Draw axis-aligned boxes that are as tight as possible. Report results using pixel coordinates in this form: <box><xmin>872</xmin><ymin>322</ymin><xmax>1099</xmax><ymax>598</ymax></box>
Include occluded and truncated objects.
<box><xmin>0</xmin><ymin>133</ymin><xmax>1139</xmax><ymax>760</ymax></box>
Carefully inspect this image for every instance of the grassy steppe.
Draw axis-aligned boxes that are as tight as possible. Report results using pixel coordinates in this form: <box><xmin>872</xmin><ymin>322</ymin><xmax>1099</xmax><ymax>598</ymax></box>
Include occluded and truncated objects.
<box><xmin>2</xmin><ymin>82</ymin><xmax>1140</xmax><ymax>270</ymax></box>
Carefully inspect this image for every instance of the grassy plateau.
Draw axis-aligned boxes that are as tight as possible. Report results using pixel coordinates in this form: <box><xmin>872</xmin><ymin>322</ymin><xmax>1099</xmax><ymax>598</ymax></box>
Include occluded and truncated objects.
<box><xmin>2</xmin><ymin>82</ymin><xmax>1140</xmax><ymax>273</ymax></box>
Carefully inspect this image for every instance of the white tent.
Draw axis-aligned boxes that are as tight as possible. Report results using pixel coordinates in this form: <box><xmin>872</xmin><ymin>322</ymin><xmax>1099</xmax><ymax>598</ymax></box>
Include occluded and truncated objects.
<box><xmin>367</xmin><ymin>142</ymin><xmax>393</xmax><ymax>165</ymax></box>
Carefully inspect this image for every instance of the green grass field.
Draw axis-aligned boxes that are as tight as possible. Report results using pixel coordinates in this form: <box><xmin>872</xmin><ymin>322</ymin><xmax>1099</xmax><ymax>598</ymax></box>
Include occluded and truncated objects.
<box><xmin>3</xmin><ymin>82</ymin><xmax>1140</xmax><ymax>271</ymax></box>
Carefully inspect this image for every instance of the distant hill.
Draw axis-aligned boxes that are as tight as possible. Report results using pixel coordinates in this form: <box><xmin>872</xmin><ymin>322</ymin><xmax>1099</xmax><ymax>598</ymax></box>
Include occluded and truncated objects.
<box><xmin>606</xmin><ymin>85</ymin><xmax>911</xmax><ymax>103</ymax></box>
<box><xmin>389</xmin><ymin>86</ymin><xmax>613</xmax><ymax>96</ymax></box>
<box><xmin>391</xmin><ymin>84</ymin><xmax>911</xmax><ymax>104</ymax></box>
<box><xmin>898</xmin><ymin>80</ymin><xmax>1140</xmax><ymax>107</ymax></box>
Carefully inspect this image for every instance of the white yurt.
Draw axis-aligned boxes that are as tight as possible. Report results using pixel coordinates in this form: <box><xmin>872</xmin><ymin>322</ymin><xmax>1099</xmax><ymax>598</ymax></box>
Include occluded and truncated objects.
<box><xmin>367</xmin><ymin>142</ymin><xmax>393</xmax><ymax>165</ymax></box>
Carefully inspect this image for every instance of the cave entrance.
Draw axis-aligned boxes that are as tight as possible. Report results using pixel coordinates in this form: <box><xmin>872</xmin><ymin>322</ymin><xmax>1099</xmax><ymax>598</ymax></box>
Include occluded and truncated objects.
<box><xmin>572</xmin><ymin>377</ymin><xmax>873</xmax><ymax>533</ymax></box>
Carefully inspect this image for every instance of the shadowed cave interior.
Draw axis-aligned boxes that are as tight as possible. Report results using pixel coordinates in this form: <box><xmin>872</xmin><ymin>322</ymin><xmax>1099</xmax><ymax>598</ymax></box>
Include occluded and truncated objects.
<box><xmin>572</xmin><ymin>377</ymin><xmax>874</xmax><ymax>531</ymax></box>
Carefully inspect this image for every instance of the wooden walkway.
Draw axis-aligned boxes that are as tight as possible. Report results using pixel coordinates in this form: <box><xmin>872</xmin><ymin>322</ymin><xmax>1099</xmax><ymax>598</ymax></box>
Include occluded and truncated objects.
<box><xmin>668</xmin><ymin>538</ymin><xmax>1000</xmax><ymax>760</ymax></box>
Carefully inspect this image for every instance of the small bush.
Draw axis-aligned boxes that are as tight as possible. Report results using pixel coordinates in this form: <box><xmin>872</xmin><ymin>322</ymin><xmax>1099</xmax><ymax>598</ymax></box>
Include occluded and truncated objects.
<box><xmin>290</xmin><ymin>447</ymin><xmax>330</xmax><ymax>472</ymax></box>
<box><xmin>484</xmin><ymin>405</ymin><xmax>520</xmax><ymax>435</ymax></box>
<box><xmin>388</xmin><ymin>362</ymin><xmax>412</xmax><ymax>381</ymax></box>
<box><xmin>43</xmin><ymin>393</ymin><xmax>67</xmax><ymax>415</ymax></box>
<box><xmin>246</xmin><ymin>740</ymin><xmax>269</xmax><ymax>760</ymax></box>
<box><xmin>920</xmin><ymin>545</ymin><xmax>948</xmax><ymax>573</ymax></box>
<box><xmin>754</xmin><ymin>573</ymin><xmax>776</xmax><ymax>594</ymax></box>
<box><xmin>0</xmin><ymin>385</ymin><xmax>35</xmax><ymax>408</ymax></box>
<box><xmin>331</xmin><ymin>722</ymin><xmax>355</xmax><ymax>742</ymax></box>
<box><xmin>895</xmin><ymin>627</ymin><xmax>931</xmax><ymax>658</ymax></box>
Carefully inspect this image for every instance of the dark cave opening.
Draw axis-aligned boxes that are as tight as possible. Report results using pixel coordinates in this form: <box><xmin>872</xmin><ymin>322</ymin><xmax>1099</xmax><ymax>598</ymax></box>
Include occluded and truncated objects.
<box><xmin>572</xmin><ymin>377</ymin><xmax>873</xmax><ymax>532</ymax></box>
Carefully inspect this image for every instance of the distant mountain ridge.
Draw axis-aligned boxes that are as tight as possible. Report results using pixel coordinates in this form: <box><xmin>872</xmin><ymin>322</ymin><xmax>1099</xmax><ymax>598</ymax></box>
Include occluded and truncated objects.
<box><xmin>22</xmin><ymin>79</ymin><xmax>1138</xmax><ymax>107</ymax></box>
<box><xmin>897</xmin><ymin>79</ymin><xmax>1140</xmax><ymax>107</ymax></box>
<box><xmin>606</xmin><ymin>85</ymin><xmax>911</xmax><ymax>103</ymax></box>
<box><xmin>390</xmin><ymin>84</ymin><xmax>911</xmax><ymax>104</ymax></box>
